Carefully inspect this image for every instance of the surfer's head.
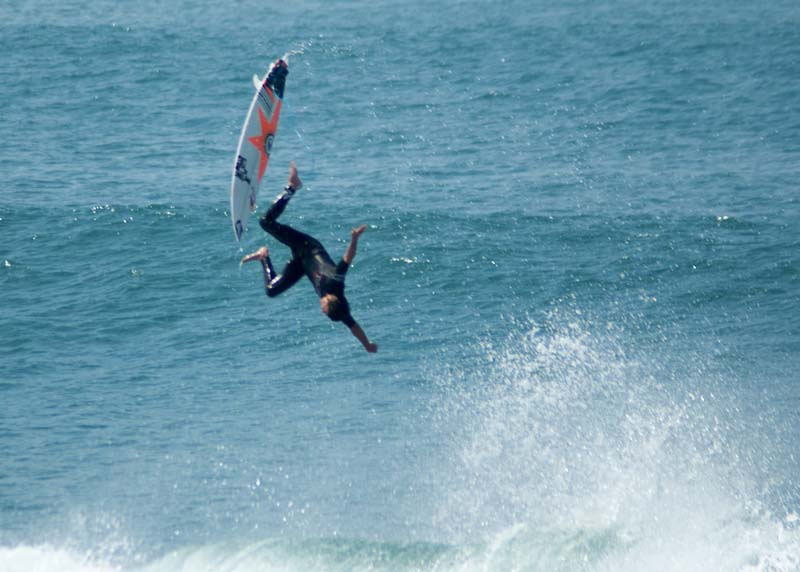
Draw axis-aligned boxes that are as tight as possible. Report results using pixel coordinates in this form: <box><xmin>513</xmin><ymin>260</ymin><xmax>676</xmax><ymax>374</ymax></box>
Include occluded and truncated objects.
<box><xmin>320</xmin><ymin>294</ymin><xmax>340</xmax><ymax>317</ymax></box>
<box><xmin>320</xmin><ymin>294</ymin><xmax>348</xmax><ymax>322</ymax></box>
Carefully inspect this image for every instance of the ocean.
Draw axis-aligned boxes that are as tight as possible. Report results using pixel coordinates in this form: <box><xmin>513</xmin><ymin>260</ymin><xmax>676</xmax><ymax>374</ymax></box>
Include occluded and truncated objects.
<box><xmin>1</xmin><ymin>0</ymin><xmax>799</xmax><ymax>570</ymax></box>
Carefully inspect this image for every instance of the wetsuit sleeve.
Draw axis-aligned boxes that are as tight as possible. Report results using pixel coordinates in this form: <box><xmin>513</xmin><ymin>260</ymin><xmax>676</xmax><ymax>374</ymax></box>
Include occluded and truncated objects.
<box><xmin>341</xmin><ymin>313</ymin><xmax>356</xmax><ymax>328</ymax></box>
<box><xmin>336</xmin><ymin>259</ymin><xmax>350</xmax><ymax>277</ymax></box>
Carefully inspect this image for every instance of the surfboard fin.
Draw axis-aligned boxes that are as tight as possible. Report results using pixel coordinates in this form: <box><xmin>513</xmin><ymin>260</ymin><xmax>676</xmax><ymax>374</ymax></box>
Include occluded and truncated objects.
<box><xmin>252</xmin><ymin>59</ymin><xmax>287</xmax><ymax>97</ymax></box>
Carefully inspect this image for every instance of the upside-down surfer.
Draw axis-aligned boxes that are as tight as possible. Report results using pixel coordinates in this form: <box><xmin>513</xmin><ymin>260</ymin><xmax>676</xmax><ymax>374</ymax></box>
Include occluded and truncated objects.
<box><xmin>242</xmin><ymin>162</ymin><xmax>378</xmax><ymax>353</ymax></box>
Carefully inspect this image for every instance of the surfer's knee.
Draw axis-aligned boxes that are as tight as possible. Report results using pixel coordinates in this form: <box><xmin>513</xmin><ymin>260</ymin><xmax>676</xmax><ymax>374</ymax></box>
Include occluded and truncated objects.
<box><xmin>259</xmin><ymin>213</ymin><xmax>274</xmax><ymax>232</ymax></box>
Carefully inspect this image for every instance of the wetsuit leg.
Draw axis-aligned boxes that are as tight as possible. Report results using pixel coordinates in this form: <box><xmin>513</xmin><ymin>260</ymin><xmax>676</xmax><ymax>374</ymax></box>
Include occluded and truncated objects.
<box><xmin>258</xmin><ymin>189</ymin><xmax>323</xmax><ymax>298</ymax></box>
<box><xmin>259</xmin><ymin>191</ymin><xmax>312</xmax><ymax>251</ymax></box>
<box><xmin>263</xmin><ymin>255</ymin><xmax>305</xmax><ymax>298</ymax></box>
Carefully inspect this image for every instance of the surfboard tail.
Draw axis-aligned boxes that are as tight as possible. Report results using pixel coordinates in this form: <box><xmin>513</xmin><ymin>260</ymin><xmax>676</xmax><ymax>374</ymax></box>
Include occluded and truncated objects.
<box><xmin>265</xmin><ymin>60</ymin><xmax>288</xmax><ymax>99</ymax></box>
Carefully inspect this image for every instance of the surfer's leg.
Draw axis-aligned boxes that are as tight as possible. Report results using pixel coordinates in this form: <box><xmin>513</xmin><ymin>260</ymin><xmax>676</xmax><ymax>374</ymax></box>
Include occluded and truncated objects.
<box><xmin>241</xmin><ymin>246</ymin><xmax>269</xmax><ymax>265</ymax></box>
<box><xmin>260</xmin><ymin>212</ymin><xmax>311</xmax><ymax>252</ymax></box>
<box><xmin>259</xmin><ymin>162</ymin><xmax>308</xmax><ymax>247</ymax></box>
<box><xmin>263</xmin><ymin>256</ymin><xmax>304</xmax><ymax>298</ymax></box>
<box><xmin>260</xmin><ymin>187</ymin><xmax>293</xmax><ymax>225</ymax></box>
<box><xmin>286</xmin><ymin>161</ymin><xmax>302</xmax><ymax>191</ymax></box>
<box><xmin>259</xmin><ymin>192</ymin><xmax>314</xmax><ymax>253</ymax></box>
<box><xmin>259</xmin><ymin>162</ymin><xmax>302</xmax><ymax>224</ymax></box>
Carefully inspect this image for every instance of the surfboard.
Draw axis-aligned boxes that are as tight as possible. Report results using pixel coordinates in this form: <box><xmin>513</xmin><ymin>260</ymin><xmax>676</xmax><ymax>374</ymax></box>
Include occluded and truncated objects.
<box><xmin>230</xmin><ymin>59</ymin><xmax>288</xmax><ymax>242</ymax></box>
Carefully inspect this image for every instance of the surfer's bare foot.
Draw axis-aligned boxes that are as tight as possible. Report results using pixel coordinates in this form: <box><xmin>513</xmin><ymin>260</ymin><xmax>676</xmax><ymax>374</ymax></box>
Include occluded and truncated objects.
<box><xmin>241</xmin><ymin>246</ymin><xmax>269</xmax><ymax>264</ymax></box>
<box><xmin>287</xmin><ymin>161</ymin><xmax>302</xmax><ymax>191</ymax></box>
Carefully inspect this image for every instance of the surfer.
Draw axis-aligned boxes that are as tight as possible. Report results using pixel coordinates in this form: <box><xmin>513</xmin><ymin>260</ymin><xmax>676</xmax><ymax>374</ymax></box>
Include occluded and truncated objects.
<box><xmin>242</xmin><ymin>162</ymin><xmax>378</xmax><ymax>353</ymax></box>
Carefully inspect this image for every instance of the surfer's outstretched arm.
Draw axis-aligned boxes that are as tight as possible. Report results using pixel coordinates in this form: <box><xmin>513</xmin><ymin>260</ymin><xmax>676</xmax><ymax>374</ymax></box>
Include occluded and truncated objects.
<box><xmin>343</xmin><ymin>225</ymin><xmax>367</xmax><ymax>265</ymax></box>
<box><xmin>349</xmin><ymin>322</ymin><xmax>378</xmax><ymax>353</ymax></box>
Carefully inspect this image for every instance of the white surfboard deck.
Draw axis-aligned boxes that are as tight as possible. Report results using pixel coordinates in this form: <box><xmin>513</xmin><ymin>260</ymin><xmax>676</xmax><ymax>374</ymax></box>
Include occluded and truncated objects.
<box><xmin>230</xmin><ymin>59</ymin><xmax>287</xmax><ymax>242</ymax></box>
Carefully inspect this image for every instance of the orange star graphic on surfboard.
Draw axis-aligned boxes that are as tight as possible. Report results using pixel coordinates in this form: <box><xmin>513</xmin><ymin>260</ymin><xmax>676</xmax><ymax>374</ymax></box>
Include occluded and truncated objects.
<box><xmin>247</xmin><ymin>93</ymin><xmax>282</xmax><ymax>184</ymax></box>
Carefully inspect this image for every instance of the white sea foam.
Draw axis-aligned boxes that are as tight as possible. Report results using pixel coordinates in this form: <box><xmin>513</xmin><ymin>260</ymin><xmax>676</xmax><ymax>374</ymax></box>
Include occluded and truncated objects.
<box><xmin>0</xmin><ymin>545</ymin><xmax>118</xmax><ymax>572</ymax></box>
<box><xmin>3</xmin><ymin>521</ymin><xmax>798</xmax><ymax>572</ymax></box>
<box><xmin>427</xmin><ymin>311</ymin><xmax>800</xmax><ymax>571</ymax></box>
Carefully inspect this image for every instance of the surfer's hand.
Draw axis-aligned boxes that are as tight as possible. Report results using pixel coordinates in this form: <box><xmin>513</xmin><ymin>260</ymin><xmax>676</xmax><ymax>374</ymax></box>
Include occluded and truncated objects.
<box><xmin>365</xmin><ymin>342</ymin><xmax>378</xmax><ymax>353</ymax></box>
<box><xmin>344</xmin><ymin>226</ymin><xmax>367</xmax><ymax>265</ymax></box>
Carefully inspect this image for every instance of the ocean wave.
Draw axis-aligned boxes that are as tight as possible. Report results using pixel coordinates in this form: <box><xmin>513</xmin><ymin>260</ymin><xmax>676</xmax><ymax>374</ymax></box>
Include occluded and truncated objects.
<box><xmin>2</xmin><ymin>520</ymin><xmax>799</xmax><ymax>572</ymax></box>
<box><xmin>425</xmin><ymin>311</ymin><xmax>800</xmax><ymax>571</ymax></box>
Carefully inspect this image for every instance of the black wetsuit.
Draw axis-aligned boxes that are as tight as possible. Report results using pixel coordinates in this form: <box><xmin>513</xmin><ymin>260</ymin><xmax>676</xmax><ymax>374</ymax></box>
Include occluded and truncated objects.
<box><xmin>259</xmin><ymin>189</ymin><xmax>356</xmax><ymax>327</ymax></box>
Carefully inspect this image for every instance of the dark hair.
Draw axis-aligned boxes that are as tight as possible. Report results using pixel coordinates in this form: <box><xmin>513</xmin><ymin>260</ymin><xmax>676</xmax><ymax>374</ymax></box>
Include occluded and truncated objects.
<box><xmin>326</xmin><ymin>296</ymin><xmax>350</xmax><ymax>322</ymax></box>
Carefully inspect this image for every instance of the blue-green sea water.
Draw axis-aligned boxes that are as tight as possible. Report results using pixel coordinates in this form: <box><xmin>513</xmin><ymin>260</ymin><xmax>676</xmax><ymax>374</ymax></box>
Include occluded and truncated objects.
<box><xmin>2</xmin><ymin>0</ymin><xmax>799</xmax><ymax>570</ymax></box>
